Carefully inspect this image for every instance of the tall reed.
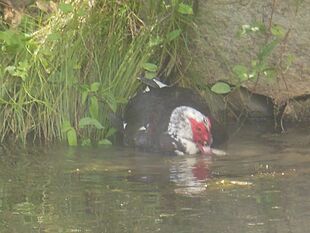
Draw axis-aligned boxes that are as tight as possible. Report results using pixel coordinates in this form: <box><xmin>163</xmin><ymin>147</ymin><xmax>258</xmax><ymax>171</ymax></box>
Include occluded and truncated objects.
<box><xmin>0</xmin><ymin>0</ymin><xmax>195</xmax><ymax>145</ymax></box>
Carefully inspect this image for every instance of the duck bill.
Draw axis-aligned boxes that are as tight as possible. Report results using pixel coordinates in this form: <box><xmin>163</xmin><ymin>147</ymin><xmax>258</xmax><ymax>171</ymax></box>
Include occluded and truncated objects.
<box><xmin>198</xmin><ymin>144</ymin><xmax>212</xmax><ymax>155</ymax></box>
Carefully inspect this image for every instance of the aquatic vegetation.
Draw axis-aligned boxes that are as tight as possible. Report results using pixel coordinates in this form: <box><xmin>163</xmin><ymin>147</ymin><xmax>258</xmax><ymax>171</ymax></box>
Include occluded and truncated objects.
<box><xmin>0</xmin><ymin>0</ymin><xmax>195</xmax><ymax>145</ymax></box>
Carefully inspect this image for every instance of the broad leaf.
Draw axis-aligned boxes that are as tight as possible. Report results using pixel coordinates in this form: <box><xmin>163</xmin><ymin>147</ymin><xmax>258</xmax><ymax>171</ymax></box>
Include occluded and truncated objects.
<box><xmin>98</xmin><ymin>139</ymin><xmax>112</xmax><ymax>145</ymax></box>
<box><xmin>149</xmin><ymin>36</ymin><xmax>163</xmax><ymax>47</ymax></box>
<box><xmin>61</xmin><ymin>120</ymin><xmax>72</xmax><ymax>133</ymax></box>
<box><xmin>106</xmin><ymin>127</ymin><xmax>117</xmax><ymax>138</ymax></box>
<box><xmin>211</xmin><ymin>82</ymin><xmax>231</xmax><ymax>94</ymax></box>
<box><xmin>79</xmin><ymin>117</ymin><xmax>104</xmax><ymax>129</ymax></box>
<box><xmin>67</xmin><ymin>128</ymin><xmax>77</xmax><ymax>146</ymax></box>
<box><xmin>263</xmin><ymin>68</ymin><xmax>277</xmax><ymax>80</ymax></box>
<box><xmin>59</xmin><ymin>3</ymin><xmax>74</xmax><ymax>14</ymax></box>
<box><xmin>258</xmin><ymin>40</ymin><xmax>279</xmax><ymax>61</ymax></box>
<box><xmin>142</xmin><ymin>63</ymin><xmax>158</xmax><ymax>72</ymax></box>
<box><xmin>104</xmin><ymin>93</ymin><xmax>117</xmax><ymax>113</ymax></box>
<box><xmin>81</xmin><ymin>90</ymin><xmax>88</xmax><ymax>105</ymax></box>
<box><xmin>271</xmin><ymin>25</ymin><xmax>285</xmax><ymax>38</ymax></box>
<box><xmin>81</xmin><ymin>138</ymin><xmax>91</xmax><ymax>146</ymax></box>
<box><xmin>145</xmin><ymin>71</ymin><xmax>156</xmax><ymax>79</ymax></box>
<box><xmin>166</xmin><ymin>29</ymin><xmax>182</xmax><ymax>42</ymax></box>
<box><xmin>177</xmin><ymin>3</ymin><xmax>193</xmax><ymax>15</ymax></box>
<box><xmin>90</xmin><ymin>82</ymin><xmax>100</xmax><ymax>92</ymax></box>
<box><xmin>233</xmin><ymin>64</ymin><xmax>248</xmax><ymax>81</ymax></box>
<box><xmin>47</xmin><ymin>33</ymin><xmax>61</xmax><ymax>41</ymax></box>
<box><xmin>89</xmin><ymin>96</ymin><xmax>99</xmax><ymax>119</ymax></box>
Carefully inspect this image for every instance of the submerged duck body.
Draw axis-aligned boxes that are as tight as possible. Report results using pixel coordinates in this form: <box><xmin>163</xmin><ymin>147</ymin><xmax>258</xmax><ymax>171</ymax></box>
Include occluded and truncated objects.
<box><xmin>123</xmin><ymin>83</ymin><xmax>227</xmax><ymax>155</ymax></box>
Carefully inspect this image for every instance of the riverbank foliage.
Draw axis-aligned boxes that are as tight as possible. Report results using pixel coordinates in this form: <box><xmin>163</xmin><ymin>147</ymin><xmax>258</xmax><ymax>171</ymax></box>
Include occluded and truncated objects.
<box><xmin>0</xmin><ymin>0</ymin><xmax>195</xmax><ymax>145</ymax></box>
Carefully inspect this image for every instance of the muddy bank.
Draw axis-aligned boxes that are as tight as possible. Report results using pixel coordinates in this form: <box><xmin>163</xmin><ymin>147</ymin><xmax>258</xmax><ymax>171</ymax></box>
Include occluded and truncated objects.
<box><xmin>222</xmin><ymin>87</ymin><xmax>310</xmax><ymax>132</ymax></box>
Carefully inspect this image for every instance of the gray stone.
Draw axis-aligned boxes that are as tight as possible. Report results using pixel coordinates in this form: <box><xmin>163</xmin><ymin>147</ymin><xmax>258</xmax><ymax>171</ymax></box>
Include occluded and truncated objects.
<box><xmin>190</xmin><ymin>0</ymin><xmax>310</xmax><ymax>103</ymax></box>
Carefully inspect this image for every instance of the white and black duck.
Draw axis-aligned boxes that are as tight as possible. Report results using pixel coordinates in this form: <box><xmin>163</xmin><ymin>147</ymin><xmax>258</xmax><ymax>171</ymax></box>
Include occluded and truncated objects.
<box><xmin>122</xmin><ymin>78</ymin><xmax>227</xmax><ymax>155</ymax></box>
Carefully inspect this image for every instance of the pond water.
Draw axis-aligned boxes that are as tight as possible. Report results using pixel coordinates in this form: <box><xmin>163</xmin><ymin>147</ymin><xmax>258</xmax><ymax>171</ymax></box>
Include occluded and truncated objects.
<box><xmin>0</xmin><ymin>124</ymin><xmax>309</xmax><ymax>233</ymax></box>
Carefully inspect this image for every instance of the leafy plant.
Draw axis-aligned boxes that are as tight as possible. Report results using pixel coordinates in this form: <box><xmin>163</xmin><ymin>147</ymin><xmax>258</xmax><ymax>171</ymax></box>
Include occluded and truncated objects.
<box><xmin>211</xmin><ymin>21</ymin><xmax>292</xmax><ymax>94</ymax></box>
<box><xmin>211</xmin><ymin>82</ymin><xmax>231</xmax><ymax>94</ymax></box>
<box><xmin>0</xmin><ymin>0</ymin><xmax>196</xmax><ymax>145</ymax></box>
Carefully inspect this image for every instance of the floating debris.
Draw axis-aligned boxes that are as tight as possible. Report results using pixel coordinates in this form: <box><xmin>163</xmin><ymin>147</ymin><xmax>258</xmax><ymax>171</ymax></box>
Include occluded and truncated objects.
<box><xmin>217</xmin><ymin>179</ymin><xmax>253</xmax><ymax>186</ymax></box>
<box><xmin>229</xmin><ymin>180</ymin><xmax>253</xmax><ymax>186</ymax></box>
<box><xmin>205</xmin><ymin>179</ymin><xmax>254</xmax><ymax>190</ymax></box>
<box><xmin>159</xmin><ymin>213</ymin><xmax>176</xmax><ymax>218</ymax></box>
<box><xmin>211</xmin><ymin>148</ymin><xmax>227</xmax><ymax>156</ymax></box>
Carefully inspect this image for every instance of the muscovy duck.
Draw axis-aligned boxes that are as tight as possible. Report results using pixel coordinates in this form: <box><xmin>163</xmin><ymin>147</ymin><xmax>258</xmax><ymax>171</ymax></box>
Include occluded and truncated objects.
<box><xmin>123</xmin><ymin>78</ymin><xmax>227</xmax><ymax>155</ymax></box>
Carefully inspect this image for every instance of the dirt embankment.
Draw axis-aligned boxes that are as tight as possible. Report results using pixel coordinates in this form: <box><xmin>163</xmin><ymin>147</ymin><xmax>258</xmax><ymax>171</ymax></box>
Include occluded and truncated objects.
<box><xmin>190</xmin><ymin>0</ymin><xmax>310</xmax><ymax>122</ymax></box>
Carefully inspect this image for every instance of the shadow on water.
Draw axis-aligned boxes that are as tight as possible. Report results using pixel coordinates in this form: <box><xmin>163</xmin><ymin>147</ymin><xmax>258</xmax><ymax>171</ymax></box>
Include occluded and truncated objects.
<box><xmin>0</xmin><ymin>124</ymin><xmax>309</xmax><ymax>233</ymax></box>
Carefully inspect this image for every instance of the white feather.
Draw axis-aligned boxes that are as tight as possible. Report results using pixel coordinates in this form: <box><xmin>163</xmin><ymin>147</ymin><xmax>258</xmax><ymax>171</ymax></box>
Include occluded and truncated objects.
<box><xmin>179</xmin><ymin>138</ymin><xmax>200</xmax><ymax>154</ymax></box>
<box><xmin>138</xmin><ymin>126</ymin><xmax>147</xmax><ymax>131</ymax></box>
<box><xmin>174</xmin><ymin>150</ymin><xmax>185</xmax><ymax>156</ymax></box>
<box><xmin>168</xmin><ymin>106</ymin><xmax>207</xmax><ymax>155</ymax></box>
<box><xmin>143</xmin><ymin>86</ymin><xmax>150</xmax><ymax>93</ymax></box>
<box><xmin>153</xmin><ymin>79</ymin><xmax>167</xmax><ymax>88</ymax></box>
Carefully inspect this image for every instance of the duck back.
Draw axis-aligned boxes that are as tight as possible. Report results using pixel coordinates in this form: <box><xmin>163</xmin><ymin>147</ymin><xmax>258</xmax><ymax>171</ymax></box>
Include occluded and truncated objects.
<box><xmin>123</xmin><ymin>86</ymin><xmax>227</xmax><ymax>153</ymax></box>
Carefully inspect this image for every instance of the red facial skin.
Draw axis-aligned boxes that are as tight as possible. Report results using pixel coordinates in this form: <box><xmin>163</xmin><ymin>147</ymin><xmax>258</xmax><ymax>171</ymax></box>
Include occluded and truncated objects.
<box><xmin>189</xmin><ymin>117</ymin><xmax>212</xmax><ymax>154</ymax></box>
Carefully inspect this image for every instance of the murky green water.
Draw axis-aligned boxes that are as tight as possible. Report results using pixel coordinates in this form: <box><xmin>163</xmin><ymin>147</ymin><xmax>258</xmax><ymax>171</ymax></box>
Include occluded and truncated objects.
<box><xmin>0</xmin><ymin>125</ymin><xmax>309</xmax><ymax>233</ymax></box>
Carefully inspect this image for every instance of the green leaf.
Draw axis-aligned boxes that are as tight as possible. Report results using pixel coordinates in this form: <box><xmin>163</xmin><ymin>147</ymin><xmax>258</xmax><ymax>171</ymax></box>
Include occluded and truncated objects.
<box><xmin>149</xmin><ymin>36</ymin><xmax>163</xmax><ymax>47</ymax></box>
<box><xmin>13</xmin><ymin>201</ymin><xmax>36</xmax><ymax>215</ymax></box>
<box><xmin>142</xmin><ymin>63</ymin><xmax>158</xmax><ymax>72</ymax></box>
<box><xmin>81</xmin><ymin>138</ymin><xmax>91</xmax><ymax>146</ymax></box>
<box><xmin>59</xmin><ymin>3</ymin><xmax>74</xmax><ymax>14</ymax></box>
<box><xmin>67</xmin><ymin>128</ymin><xmax>77</xmax><ymax>146</ymax></box>
<box><xmin>79</xmin><ymin>84</ymin><xmax>89</xmax><ymax>105</ymax></box>
<box><xmin>5</xmin><ymin>66</ymin><xmax>16</xmax><ymax>75</ymax></box>
<box><xmin>5</xmin><ymin>61</ymin><xmax>29</xmax><ymax>81</ymax></box>
<box><xmin>284</xmin><ymin>53</ymin><xmax>295</xmax><ymax>69</ymax></box>
<box><xmin>77</xmin><ymin>8</ymin><xmax>86</xmax><ymax>17</ymax></box>
<box><xmin>90</xmin><ymin>82</ymin><xmax>100</xmax><ymax>92</ymax></box>
<box><xmin>237</xmin><ymin>23</ymin><xmax>265</xmax><ymax>37</ymax></box>
<box><xmin>82</xmin><ymin>90</ymin><xmax>88</xmax><ymax>105</ymax></box>
<box><xmin>47</xmin><ymin>33</ymin><xmax>61</xmax><ymax>41</ymax></box>
<box><xmin>79</xmin><ymin>117</ymin><xmax>104</xmax><ymax>129</ymax></box>
<box><xmin>61</xmin><ymin>120</ymin><xmax>77</xmax><ymax>146</ymax></box>
<box><xmin>15</xmin><ymin>61</ymin><xmax>29</xmax><ymax>81</ymax></box>
<box><xmin>166</xmin><ymin>29</ymin><xmax>182</xmax><ymax>42</ymax></box>
<box><xmin>61</xmin><ymin>120</ymin><xmax>72</xmax><ymax>133</ymax></box>
<box><xmin>271</xmin><ymin>25</ymin><xmax>285</xmax><ymax>38</ymax></box>
<box><xmin>89</xmin><ymin>96</ymin><xmax>99</xmax><ymax>119</ymax></box>
<box><xmin>211</xmin><ymin>82</ymin><xmax>231</xmax><ymax>94</ymax></box>
<box><xmin>145</xmin><ymin>71</ymin><xmax>156</xmax><ymax>79</ymax></box>
<box><xmin>104</xmin><ymin>93</ymin><xmax>117</xmax><ymax>113</ymax></box>
<box><xmin>258</xmin><ymin>40</ymin><xmax>279</xmax><ymax>61</ymax></box>
<box><xmin>98</xmin><ymin>139</ymin><xmax>112</xmax><ymax>145</ymax></box>
<box><xmin>0</xmin><ymin>30</ymin><xmax>26</xmax><ymax>52</ymax></box>
<box><xmin>177</xmin><ymin>3</ymin><xmax>193</xmax><ymax>15</ymax></box>
<box><xmin>0</xmin><ymin>65</ymin><xmax>4</xmax><ymax>77</ymax></box>
<box><xmin>233</xmin><ymin>64</ymin><xmax>248</xmax><ymax>81</ymax></box>
<box><xmin>106</xmin><ymin>127</ymin><xmax>117</xmax><ymax>138</ymax></box>
<box><xmin>263</xmin><ymin>68</ymin><xmax>277</xmax><ymax>79</ymax></box>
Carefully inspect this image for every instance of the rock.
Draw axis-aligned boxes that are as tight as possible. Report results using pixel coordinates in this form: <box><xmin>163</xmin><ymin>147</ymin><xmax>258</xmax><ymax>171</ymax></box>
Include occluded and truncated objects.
<box><xmin>283</xmin><ymin>95</ymin><xmax>310</xmax><ymax>122</ymax></box>
<box><xmin>189</xmin><ymin>0</ymin><xmax>310</xmax><ymax>103</ymax></box>
<box><xmin>227</xmin><ymin>87</ymin><xmax>274</xmax><ymax>120</ymax></box>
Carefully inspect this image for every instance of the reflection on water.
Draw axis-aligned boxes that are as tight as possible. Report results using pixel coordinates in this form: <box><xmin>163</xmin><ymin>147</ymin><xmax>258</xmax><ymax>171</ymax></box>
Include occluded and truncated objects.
<box><xmin>170</xmin><ymin>156</ymin><xmax>212</xmax><ymax>195</ymax></box>
<box><xmin>0</xmin><ymin>125</ymin><xmax>309</xmax><ymax>233</ymax></box>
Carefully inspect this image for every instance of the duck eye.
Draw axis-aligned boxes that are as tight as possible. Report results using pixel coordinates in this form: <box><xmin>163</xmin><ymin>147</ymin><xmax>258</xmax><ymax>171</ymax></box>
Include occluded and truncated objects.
<box><xmin>203</xmin><ymin>118</ymin><xmax>210</xmax><ymax>128</ymax></box>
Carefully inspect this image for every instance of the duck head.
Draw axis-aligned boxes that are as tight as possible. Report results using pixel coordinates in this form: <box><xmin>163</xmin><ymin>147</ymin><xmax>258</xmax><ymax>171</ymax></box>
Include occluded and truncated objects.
<box><xmin>168</xmin><ymin>106</ymin><xmax>213</xmax><ymax>155</ymax></box>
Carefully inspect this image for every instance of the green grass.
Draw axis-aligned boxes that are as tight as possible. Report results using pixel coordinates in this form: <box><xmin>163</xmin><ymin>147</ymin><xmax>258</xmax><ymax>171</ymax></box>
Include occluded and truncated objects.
<box><xmin>0</xmin><ymin>0</ymin><xmax>196</xmax><ymax>145</ymax></box>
